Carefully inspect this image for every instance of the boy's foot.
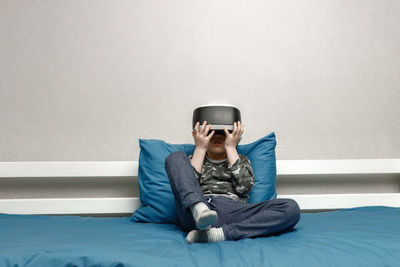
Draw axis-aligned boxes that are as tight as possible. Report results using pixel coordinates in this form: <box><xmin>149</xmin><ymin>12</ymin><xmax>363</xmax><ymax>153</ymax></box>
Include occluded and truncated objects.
<box><xmin>196</xmin><ymin>209</ymin><xmax>218</xmax><ymax>230</ymax></box>
<box><xmin>190</xmin><ymin>202</ymin><xmax>218</xmax><ymax>230</ymax></box>
<box><xmin>186</xmin><ymin>227</ymin><xmax>226</xmax><ymax>244</ymax></box>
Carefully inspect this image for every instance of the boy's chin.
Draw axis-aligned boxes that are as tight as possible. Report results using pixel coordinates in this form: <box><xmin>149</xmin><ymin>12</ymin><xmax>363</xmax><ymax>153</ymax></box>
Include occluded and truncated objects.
<box><xmin>208</xmin><ymin>147</ymin><xmax>226</xmax><ymax>154</ymax></box>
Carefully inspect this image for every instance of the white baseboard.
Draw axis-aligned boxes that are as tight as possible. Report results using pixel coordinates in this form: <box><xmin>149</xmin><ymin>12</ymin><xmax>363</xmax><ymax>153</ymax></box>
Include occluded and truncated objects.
<box><xmin>1</xmin><ymin>159</ymin><xmax>399</xmax><ymax>178</ymax></box>
<box><xmin>1</xmin><ymin>193</ymin><xmax>399</xmax><ymax>215</ymax></box>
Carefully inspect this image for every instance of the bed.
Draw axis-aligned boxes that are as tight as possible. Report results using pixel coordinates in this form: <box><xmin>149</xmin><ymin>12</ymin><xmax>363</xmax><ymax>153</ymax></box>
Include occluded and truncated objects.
<box><xmin>1</xmin><ymin>206</ymin><xmax>400</xmax><ymax>267</ymax></box>
<box><xmin>1</xmin><ymin>136</ymin><xmax>400</xmax><ymax>266</ymax></box>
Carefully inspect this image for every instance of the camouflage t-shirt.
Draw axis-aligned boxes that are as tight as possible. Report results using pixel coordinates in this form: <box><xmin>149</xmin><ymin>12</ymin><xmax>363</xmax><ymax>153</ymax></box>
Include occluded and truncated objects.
<box><xmin>189</xmin><ymin>154</ymin><xmax>255</xmax><ymax>202</ymax></box>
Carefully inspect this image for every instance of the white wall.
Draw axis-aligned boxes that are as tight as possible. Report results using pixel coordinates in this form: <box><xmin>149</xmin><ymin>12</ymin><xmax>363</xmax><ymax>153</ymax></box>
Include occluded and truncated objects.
<box><xmin>1</xmin><ymin>0</ymin><xmax>399</xmax><ymax>161</ymax></box>
<box><xmin>1</xmin><ymin>0</ymin><xmax>399</xmax><ymax>200</ymax></box>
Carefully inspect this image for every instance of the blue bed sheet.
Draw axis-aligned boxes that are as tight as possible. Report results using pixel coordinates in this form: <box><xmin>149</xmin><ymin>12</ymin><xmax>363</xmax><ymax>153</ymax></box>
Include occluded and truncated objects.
<box><xmin>1</xmin><ymin>206</ymin><xmax>400</xmax><ymax>267</ymax></box>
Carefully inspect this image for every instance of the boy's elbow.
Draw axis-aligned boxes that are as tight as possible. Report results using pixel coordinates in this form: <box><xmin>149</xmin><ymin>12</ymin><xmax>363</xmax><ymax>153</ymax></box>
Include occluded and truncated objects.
<box><xmin>237</xmin><ymin>187</ymin><xmax>252</xmax><ymax>196</ymax></box>
<box><xmin>235</xmin><ymin>178</ymin><xmax>254</xmax><ymax>195</ymax></box>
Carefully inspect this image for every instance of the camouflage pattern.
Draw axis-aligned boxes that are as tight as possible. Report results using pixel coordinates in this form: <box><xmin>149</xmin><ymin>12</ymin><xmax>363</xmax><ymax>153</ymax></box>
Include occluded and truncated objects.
<box><xmin>189</xmin><ymin>154</ymin><xmax>255</xmax><ymax>202</ymax></box>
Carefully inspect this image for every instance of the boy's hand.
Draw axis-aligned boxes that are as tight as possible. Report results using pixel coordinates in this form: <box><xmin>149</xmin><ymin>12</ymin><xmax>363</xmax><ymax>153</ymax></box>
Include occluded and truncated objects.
<box><xmin>224</xmin><ymin>121</ymin><xmax>244</xmax><ymax>149</ymax></box>
<box><xmin>192</xmin><ymin>121</ymin><xmax>215</xmax><ymax>151</ymax></box>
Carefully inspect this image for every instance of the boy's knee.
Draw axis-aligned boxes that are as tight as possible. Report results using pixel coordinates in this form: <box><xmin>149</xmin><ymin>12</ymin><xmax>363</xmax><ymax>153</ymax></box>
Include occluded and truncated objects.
<box><xmin>285</xmin><ymin>199</ymin><xmax>301</xmax><ymax>226</ymax></box>
<box><xmin>165</xmin><ymin>151</ymin><xmax>187</xmax><ymax>167</ymax></box>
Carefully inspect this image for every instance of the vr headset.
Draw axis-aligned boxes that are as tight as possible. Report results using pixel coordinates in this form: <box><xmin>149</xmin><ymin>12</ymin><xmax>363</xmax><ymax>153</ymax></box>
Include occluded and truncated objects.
<box><xmin>192</xmin><ymin>105</ymin><xmax>241</xmax><ymax>135</ymax></box>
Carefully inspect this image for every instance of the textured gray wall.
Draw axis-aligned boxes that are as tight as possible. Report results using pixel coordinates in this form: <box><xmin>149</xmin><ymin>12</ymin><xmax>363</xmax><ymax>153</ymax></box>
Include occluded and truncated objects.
<box><xmin>0</xmin><ymin>1</ymin><xmax>399</xmax><ymax>201</ymax></box>
<box><xmin>1</xmin><ymin>0</ymin><xmax>399</xmax><ymax>161</ymax></box>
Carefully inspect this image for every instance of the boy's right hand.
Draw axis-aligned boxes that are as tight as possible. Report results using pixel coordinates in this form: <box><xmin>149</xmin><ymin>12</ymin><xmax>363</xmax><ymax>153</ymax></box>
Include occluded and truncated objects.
<box><xmin>192</xmin><ymin>121</ymin><xmax>215</xmax><ymax>150</ymax></box>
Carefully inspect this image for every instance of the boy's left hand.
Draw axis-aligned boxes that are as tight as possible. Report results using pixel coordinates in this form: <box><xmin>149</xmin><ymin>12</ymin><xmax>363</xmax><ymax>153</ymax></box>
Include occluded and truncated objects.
<box><xmin>224</xmin><ymin>121</ymin><xmax>244</xmax><ymax>149</ymax></box>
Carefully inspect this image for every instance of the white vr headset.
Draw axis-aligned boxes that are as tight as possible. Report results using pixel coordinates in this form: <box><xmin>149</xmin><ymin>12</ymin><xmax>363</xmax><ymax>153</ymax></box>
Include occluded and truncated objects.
<box><xmin>192</xmin><ymin>104</ymin><xmax>241</xmax><ymax>135</ymax></box>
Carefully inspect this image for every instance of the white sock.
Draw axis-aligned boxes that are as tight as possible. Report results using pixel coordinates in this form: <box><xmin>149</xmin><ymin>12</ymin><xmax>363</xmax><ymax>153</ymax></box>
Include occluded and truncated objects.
<box><xmin>186</xmin><ymin>227</ymin><xmax>226</xmax><ymax>244</ymax></box>
<box><xmin>189</xmin><ymin>202</ymin><xmax>218</xmax><ymax>230</ymax></box>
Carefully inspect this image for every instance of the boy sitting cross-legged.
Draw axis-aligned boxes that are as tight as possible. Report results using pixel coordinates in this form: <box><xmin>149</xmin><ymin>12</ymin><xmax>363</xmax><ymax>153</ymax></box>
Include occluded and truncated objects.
<box><xmin>165</xmin><ymin>120</ymin><xmax>300</xmax><ymax>244</ymax></box>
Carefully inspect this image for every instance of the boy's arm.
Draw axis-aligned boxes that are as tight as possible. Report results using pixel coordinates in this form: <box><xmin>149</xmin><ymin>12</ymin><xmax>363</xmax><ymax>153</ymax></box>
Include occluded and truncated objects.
<box><xmin>190</xmin><ymin>121</ymin><xmax>214</xmax><ymax>173</ymax></box>
<box><xmin>224</xmin><ymin>122</ymin><xmax>254</xmax><ymax>195</ymax></box>
<box><xmin>228</xmin><ymin>155</ymin><xmax>255</xmax><ymax>195</ymax></box>
<box><xmin>190</xmin><ymin>146</ymin><xmax>207</xmax><ymax>173</ymax></box>
<box><xmin>225</xmin><ymin>146</ymin><xmax>239</xmax><ymax>167</ymax></box>
<box><xmin>224</xmin><ymin>121</ymin><xmax>243</xmax><ymax>167</ymax></box>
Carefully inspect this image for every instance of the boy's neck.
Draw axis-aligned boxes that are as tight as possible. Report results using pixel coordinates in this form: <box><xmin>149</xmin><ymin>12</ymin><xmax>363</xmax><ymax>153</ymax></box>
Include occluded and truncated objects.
<box><xmin>206</xmin><ymin>151</ymin><xmax>227</xmax><ymax>161</ymax></box>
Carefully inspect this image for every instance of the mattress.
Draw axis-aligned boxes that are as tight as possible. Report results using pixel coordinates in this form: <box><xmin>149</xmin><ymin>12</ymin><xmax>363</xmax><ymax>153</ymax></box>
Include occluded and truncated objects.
<box><xmin>1</xmin><ymin>206</ymin><xmax>399</xmax><ymax>267</ymax></box>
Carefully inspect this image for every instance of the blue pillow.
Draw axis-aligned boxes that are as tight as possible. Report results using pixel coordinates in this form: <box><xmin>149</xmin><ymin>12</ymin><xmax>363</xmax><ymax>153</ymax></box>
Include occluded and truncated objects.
<box><xmin>237</xmin><ymin>132</ymin><xmax>277</xmax><ymax>203</ymax></box>
<box><xmin>131</xmin><ymin>132</ymin><xmax>277</xmax><ymax>224</ymax></box>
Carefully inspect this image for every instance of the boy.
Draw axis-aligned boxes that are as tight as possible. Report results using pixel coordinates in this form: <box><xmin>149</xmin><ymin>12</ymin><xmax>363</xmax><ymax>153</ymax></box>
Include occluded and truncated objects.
<box><xmin>165</xmin><ymin>121</ymin><xmax>300</xmax><ymax>244</ymax></box>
